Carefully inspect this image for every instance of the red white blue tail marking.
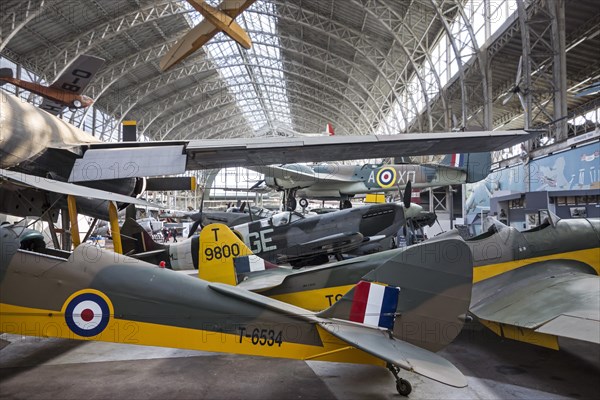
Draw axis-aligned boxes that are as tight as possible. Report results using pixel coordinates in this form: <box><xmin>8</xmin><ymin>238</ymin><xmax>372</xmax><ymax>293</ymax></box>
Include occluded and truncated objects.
<box><xmin>349</xmin><ymin>281</ymin><xmax>400</xmax><ymax>330</ymax></box>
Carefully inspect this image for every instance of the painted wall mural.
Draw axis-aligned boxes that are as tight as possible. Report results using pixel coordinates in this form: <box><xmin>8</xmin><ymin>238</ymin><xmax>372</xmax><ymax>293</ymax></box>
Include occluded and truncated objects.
<box><xmin>530</xmin><ymin>142</ymin><xmax>600</xmax><ymax>191</ymax></box>
<box><xmin>465</xmin><ymin>141</ymin><xmax>600</xmax><ymax>215</ymax></box>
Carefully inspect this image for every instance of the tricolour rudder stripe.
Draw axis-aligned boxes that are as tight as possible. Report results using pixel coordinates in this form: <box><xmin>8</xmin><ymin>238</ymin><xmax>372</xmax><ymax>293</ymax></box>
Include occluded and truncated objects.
<box><xmin>332</xmin><ymin>280</ymin><xmax>400</xmax><ymax>330</ymax></box>
<box><xmin>349</xmin><ymin>281</ymin><xmax>371</xmax><ymax>324</ymax></box>
<box><xmin>379</xmin><ymin>285</ymin><xmax>400</xmax><ymax>330</ymax></box>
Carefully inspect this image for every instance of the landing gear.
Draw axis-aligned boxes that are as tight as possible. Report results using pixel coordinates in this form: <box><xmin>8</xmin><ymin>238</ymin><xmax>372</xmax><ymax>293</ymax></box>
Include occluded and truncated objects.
<box><xmin>284</xmin><ymin>189</ymin><xmax>297</xmax><ymax>211</ymax></box>
<box><xmin>387</xmin><ymin>363</ymin><xmax>412</xmax><ymax>396</ymax></box>
<box><xmin>340</xmin><ymin>199</ymin><xmax>352</xmax><ymax>209</ymax></box>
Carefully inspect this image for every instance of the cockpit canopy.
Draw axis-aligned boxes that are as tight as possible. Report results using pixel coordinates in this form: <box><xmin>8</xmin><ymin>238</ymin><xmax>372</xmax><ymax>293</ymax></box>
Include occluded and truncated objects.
<box><xmin>270</xmin><ymin>211</ymin><xmax>305</xmax><ymax>227</ymax></box>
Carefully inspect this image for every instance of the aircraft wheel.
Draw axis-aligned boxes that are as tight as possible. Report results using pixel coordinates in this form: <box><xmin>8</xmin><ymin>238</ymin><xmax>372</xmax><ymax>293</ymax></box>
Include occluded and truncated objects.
<box><xmin>342</xmin><ymin>199</ymin><xmax>352</xmax><ymax>209</ymax></box>
<box><xmin>299</xmin><ymin>198</ymin><xmax>309</xmax><ymax>208</ymax></box>
<box><xmin>396</xmin><ymin>379</ymin><xmax>412</xmax><ymax>396</ymax></box>
<box><xmin>73</xmin><ymin>100</ymin><xmax>82</xmax><ymax>108</ymax></box>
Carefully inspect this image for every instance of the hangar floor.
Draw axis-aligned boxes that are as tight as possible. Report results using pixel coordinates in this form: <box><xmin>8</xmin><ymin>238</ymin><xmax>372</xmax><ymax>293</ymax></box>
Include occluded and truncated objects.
<box><xmin>1</xmin><ymin>323</ymin><xmax>598</xmax><ymax>400</ymax></box>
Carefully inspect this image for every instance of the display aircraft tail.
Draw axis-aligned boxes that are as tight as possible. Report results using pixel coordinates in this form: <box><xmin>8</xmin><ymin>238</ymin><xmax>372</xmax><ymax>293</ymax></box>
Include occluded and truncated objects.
<box><xmin>121</xmin><ymin>218</ymin><xmax>166</xmax><ymax>254</ymax></box>
<box><xmin>318</xmin><ymin>237</ymin><xmax>474</xmax><ymax>352</ymax></box>
<box><xmin>439</xmin><ymin>152</ymin><xmax>492</xmax><ymax>183</ymax></box>
<box><xmin>0</xmin><ymin>68</ymin><xmax>13</xmax><ymax>84</ymax></box>
<box><xmin>197</xmin><ymin>223</ymin><xmax>280</xmax><ymax>285</ymax></box>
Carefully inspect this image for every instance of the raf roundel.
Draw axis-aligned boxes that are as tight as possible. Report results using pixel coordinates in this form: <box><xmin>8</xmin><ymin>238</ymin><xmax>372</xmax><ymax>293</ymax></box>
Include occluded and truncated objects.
<box><xmin>376</xmin><ymin>167</ymin><xmax>397</xmax><ymax>189</ymax></box>
<box><xmin>64</xmin><ymin>292</ymin><xmax>110</xmax><ymax>337</ymax></box>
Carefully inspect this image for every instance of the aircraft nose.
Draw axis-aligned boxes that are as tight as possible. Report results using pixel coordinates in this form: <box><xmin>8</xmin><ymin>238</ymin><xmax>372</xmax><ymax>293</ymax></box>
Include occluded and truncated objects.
<box><xmin>403</xmin><ymin>203</ymin><xmax>423</xmax><ymax>219</ymax></box>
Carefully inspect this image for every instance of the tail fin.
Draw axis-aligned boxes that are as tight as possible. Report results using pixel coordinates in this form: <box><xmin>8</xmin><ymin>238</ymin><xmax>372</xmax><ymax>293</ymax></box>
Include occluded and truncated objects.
<box><xmin>0</xmin><ymin>68</ymin><xmax>14</xmax><ymax>85</ymax></box>
<box><xmin>199</xmin><ymin>223</ymin><xmax>278</xmax><ymax>285</ymax></box>
<box><xmin>121</xmin><ymin>218</ymin><xmax>166</xmax><ymax>255</ymax></box>
<box><xmin>440</xmin><ymin>152</ymin><xmax>492</xmax><ymax>183</ymax></box>
<box><xmin>318</xmin><ymin>238</ymin><xmax>473</xmax><ymax>352</ymax></box>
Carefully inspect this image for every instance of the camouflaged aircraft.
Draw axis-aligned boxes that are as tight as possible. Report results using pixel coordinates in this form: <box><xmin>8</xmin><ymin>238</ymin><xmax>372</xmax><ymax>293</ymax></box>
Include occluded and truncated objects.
<box><xmin>248</xmin><ymin>152</ymin><xmax>491</xmax><ymax>209</ymax></box>
<box><xmin>121</xmin><ymin>199</ymin><xmax>421</xmax><ymax>269</ymax></box>
<box><xmin>427</xmin><ymin>213</ymin><xmax>600</xmax><ymax>350</ymax></box>
<box><xmin>0</xmin><ymin>222</ymin><xmax>473</xmax><ymax>396</ymax></box>
<box><xmin>171</xmin><ymin>213</ymin><xmax>599</xmax><ymax>352</ymax></box>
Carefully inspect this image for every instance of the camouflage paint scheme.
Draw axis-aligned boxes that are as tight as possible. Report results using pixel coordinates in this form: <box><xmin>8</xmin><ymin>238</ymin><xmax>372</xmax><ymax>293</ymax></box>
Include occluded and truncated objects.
<box><xmin>199</xmin><ymin>224</ymin><xmax>474</xmax><ymax>353</ymax></box>
<box><xmin>427</xmin><ymin>215</ymin><xmax>600</xmax><ymax>349</ymax></box>
<box><xmin>121</xmin><ymin>203</ymin><xmax>414</xmax><ymax>269</ymax></box>
<box><xmin>248</xmin><ymin>152</ymin><xmax>491</xmax><ymax>201</ymax></box>
<box><xmin>0</xmin><ymin>223</ymin><xmax>473</xmax><ymax>391</ymax></box>
<box><xmin>196</xmin><ymin>215</ymin><xmax>599</xmax><ymax>351</ymax></box>
<box><xmin>231</xmin><ymin>203</ymin><xmax>411</xmax><ymax>266</ymax></box>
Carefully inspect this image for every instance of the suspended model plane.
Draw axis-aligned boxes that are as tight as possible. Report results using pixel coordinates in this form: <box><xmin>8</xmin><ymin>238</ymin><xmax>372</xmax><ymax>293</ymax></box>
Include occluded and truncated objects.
<box><xmin>248</xmin><ymin>152</ymin><xmax>491</xmax><ymax>209</ymax></box>
<box><xmin>160</xmin><ymin>0</ymin><xmax>257</xmax><ymax>71</ymax></box>
<box><xmin>0</xmin><ymin>54</ymin><xmax>104</xmax><ymax>114</ymax></box>
<box><xmin>0</xmin><ymin>222</ymin><xmax>473</xmax><ymax>396</ymax></box>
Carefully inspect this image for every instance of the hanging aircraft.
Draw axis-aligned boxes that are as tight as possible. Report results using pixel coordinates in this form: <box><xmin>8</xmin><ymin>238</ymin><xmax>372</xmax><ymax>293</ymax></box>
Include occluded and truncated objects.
<box><xmin>0</xmin><ymin>87</ymin><xmax>537</xmax><ymax>231</ymax></box>
<box><xmin>160</xmin><ymin>0</ymin><xmax>257</xmax><ymax>71</ymax></box>
<box><xmin>154</xmin><ymin>212</ymin><xmax>599</xmax><ymax>351</ymax></box>
<box><xmin>121</xmin><ymin>192</ymin><xmax>419</xmax><ymax>269</ymax></box>
<box><xmin>0</xmin><ymin>54</ymin><xmax>104</xmax><ymax>115</ymax></box>
<box><xmin>0</xmin><ymin>222</ymin><xmax>473</xmax><ymax>396</ymax></box>
<box><xmin>247</xmin><ymin>152</ymin><xmax>492</xmax><ymax>209</ymax></box>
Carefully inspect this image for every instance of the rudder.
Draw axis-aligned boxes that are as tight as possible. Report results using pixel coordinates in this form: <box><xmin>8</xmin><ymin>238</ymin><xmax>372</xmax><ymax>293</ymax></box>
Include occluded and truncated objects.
<box><xmin>440</xmin><ymin>152</ymin><xmax>492</xmax><ymax>183</ymax></box>
<box><xmin>318</xmin><ymin>238</ymin><xmax>473</xmax><ymax>352</ymax></box>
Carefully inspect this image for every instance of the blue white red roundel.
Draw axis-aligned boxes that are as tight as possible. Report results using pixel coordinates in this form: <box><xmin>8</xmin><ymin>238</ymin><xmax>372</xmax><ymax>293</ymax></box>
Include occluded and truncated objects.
<box><xmin>376</xmin><ymin>167</ymin><xmax>397</xmax><ymax>188</ymax></box>
<box><xmin>65</xmin><ymin>292</ymin><xmax>110</xmax><ymax>337</ymax></box>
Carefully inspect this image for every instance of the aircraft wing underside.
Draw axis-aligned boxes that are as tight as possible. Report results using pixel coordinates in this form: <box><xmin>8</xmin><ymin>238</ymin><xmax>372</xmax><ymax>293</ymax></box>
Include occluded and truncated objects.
<box><xmin>470</xmin><ymin>260</ymin><xmax>600</xmax><ymax>345</ymax></box>
<box><xmin>247</xmin><ymin>165</ymin><xmax>353</xmax><ymax>183</ymax></box>
<box><xmin>0</xmin><ymin>168</ymin><xmax>157</xmax><ymax>207</ymax></box>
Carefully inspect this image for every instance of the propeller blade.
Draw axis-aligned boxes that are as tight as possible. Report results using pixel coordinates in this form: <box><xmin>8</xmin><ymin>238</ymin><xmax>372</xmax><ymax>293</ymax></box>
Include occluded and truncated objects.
<box><xmin>188</xmin><ymin>219</ymin><xmax>202</xmax><ymax>238</ymax></box>
<box><xmin>403</xmin><ymin>180</ymin><xmax>412</xmax><ymax>209</ymax></box>
<box><xmin>517</xmin><ymin>91</ymin><xmax>527</xmax><ymax>113</ymax></box>
<box><xmin>515</xmin><ymin>55</ymin><xmax>523</xmax><ymax>86</ymax></box>
<box><xmin>502</xmin><ymin>91</ymin><xmax>515</xmax><ymax>105</ymax></box>
<box><xmin>239</xmin><ymin>201</ymin><xmax>247</xmax><ymax>212</ymax></box>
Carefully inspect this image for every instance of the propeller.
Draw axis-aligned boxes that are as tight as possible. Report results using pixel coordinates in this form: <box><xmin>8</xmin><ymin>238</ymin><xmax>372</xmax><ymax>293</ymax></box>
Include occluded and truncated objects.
<box><xmin>402</xmin><ymin>180</ymin><xmax>412</xmax><ymax>209</ymax></box>
<box><xmin>239</xmin><ymin>201</ymin><xmax>247</xmax><ymax>213</ymax></box>
<box><xmin>188</xmin><ymin>186</ymin><xmax>206</xmax><ymax>238</ymax></box>
<box><xmin>502</xmin><ymin>55</ymin><xmax>526</xmax><ymax>111</ymax></box>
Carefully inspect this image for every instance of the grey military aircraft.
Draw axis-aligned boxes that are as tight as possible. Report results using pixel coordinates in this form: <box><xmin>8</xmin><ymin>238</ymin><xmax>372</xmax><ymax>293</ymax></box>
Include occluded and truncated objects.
<box><xmin>248</xmin><ymin>152</ymin><xmax>491</xmax><ymax>209</ymax></box>
<box><xmin>178</xmin><ymin>212</ymin><xmax>599</xmax><ymax>351</ymax></box>
<box><xmin>122</xmin><ymin>196</ymin><xmax>420</xmax><ymax>269</ymax></box>
<box><xmin>0</xmin><ymin>221</ymin><xmax>473</xmax><ymax>396</ymax></box>
<box><xmin>428</xmin><ymin>213</ymin><xmax>600</xmax><ymax>349</ymax></box>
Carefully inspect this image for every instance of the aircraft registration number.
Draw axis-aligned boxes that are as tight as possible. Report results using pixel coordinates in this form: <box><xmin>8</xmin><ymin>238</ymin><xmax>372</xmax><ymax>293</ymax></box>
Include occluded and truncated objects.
<box><xmin>238</xmin><ymin>327</ymin><xmax>283</xmax><ymax>347</ymax></box>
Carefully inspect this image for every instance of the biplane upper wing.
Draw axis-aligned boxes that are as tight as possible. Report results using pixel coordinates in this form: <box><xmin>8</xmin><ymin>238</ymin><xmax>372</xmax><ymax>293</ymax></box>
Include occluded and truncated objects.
<box><xmin>0</xmin><ymin>168</ymin><xmax>157</xmax><ymax>207</ymax></box>
<box><xmin>470</xmin><ymin>260</ymin><xmax>600</xmax><ymax>345</ymax></box>
<box><xmin>39</xmin><ymin>54</ymin><xmax>105</xmax><ymax>115</ymax></box>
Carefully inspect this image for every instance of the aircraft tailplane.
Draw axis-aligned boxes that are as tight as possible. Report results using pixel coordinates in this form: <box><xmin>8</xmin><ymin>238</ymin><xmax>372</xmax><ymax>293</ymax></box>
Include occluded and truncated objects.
<box><xmin>121</xmin><ymin>218</ymin><xmax>167</xmax><ymax>255</ymax></box>
<box><xmin>440</xmin><ymin>152</ymin><xmax>492</xmax><ymax>183</ymax></box>
<box><xmin>318</xmin><ymin>238</ymin><xmax>473</xmax><ymax>352</ymax></box>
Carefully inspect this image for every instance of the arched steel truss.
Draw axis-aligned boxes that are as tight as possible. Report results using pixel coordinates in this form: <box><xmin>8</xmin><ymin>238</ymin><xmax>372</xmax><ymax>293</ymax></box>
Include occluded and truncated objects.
<box><xmin>1</xmin><ymin>0</ymin><xmax>596</xmax><ymax>149</ymax></box>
